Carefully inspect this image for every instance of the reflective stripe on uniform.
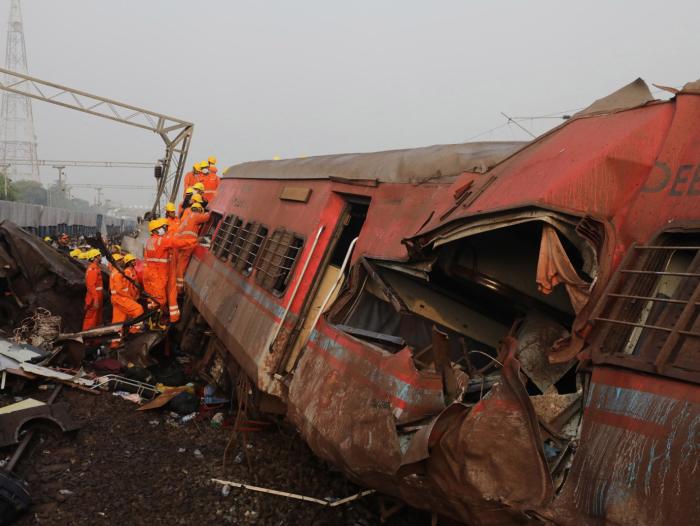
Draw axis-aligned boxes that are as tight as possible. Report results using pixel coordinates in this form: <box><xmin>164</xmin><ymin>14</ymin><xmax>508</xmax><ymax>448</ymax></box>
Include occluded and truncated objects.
<box><xmin>94</xmin><ymin>286</ymin><xmax>103</xmax><ymax>291</ymax></box>
<box><xmin>146</xmin><ymin>257</ymin><xmax>168</xmax><ymax>263</ymax></box>
<box><xmin>177</xmin><ymin>231</ymin><xmax>198</xmax><ymax>237</ymax></box>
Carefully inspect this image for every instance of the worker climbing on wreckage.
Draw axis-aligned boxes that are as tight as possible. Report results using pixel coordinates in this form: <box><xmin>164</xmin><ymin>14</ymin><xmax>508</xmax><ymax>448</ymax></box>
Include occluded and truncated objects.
<box><xmin>143</xmin><ymin>217</ymin><xmax>196</xmax><ymax>328</ymax></box>
<box><xmin>183</xmin><ymin>162</ymin><xmax>202</xmax><ymax>197</ymax></box>
<box><xmin>109</xmin><ymin>253</ymin><xmax>144</xmax><ymax>348</ymax></box>
<box><xmin>179</xmin><ymin>187</ymin><xmax>194</xmax><ymax>216</ymax></box>
<box><xmin>200</xmin><ymin>155</ymin><xmax>220</xmax><ymax>202</ymax></box>
<box><xmin>165</xmin><ymin>202</ymin><xmax>180</xmax><ymax>231</ymax></box>
<box><xmin>175</xmin><ymin>201</ymin><xmax>210</xmax><ymax>294</ymax></box>
<box><xmin>82</xmin><ymin>248</ymin><xmax>104</xmax><ymax>330</ymax></box>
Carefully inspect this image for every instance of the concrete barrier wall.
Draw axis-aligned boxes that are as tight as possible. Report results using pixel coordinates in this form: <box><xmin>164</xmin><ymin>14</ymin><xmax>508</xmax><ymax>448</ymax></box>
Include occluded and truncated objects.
<box><xmin>0</xmin><ymin>200</ymin><xmax>136</xmax><ymax>238</ymax></box>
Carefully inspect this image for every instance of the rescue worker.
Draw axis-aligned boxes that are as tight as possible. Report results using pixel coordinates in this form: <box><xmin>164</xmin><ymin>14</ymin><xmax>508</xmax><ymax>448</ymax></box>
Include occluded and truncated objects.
<box><xmin>192</xmin><ymin>184</ymin><xmax>208</xmax><ymax>209</ymax></box>
<box><xmin>201</xmin><ymin>164</ymin><xmax>220</xmax><ymax>202</ymax></box>
<box><xmin>179</xmin><ymin>187</ymin><xmax>195</xmax><ymax>216</ymax></box>
<box><xmin>199</xmin><ymin>160</ymin><xmax>209</xmax><ymax>176</ymax></box>
<box><xmin>165</xmin><ymin>202</ymin><xmax>180</xmax><ymax>231</ymax></box>
<box><xmin>208</xmin><ymin>155</ymin><xmax>217</xmax><ymax>167</ymax></box>
<box><xmin>183</xmin><ymin>163</ymin><xmax>202</xmax><ymax>197</ymax></box>
<box><xmin>175</xmin><ymin>201</ymin><xmax>210</xmax><ymax>294</ymax></box>
<box><xmin>110</xmin><ymin>253</ymin><xmax>144</xmax><ymax>347</ymax></box>
<box><xmin>122</xmin><ymin>253</ymin><xmax>140</xmax><ymax>300</ymax></box>
<box><xmin>143</xmin><ymin>218</ymin><xmax>196</xmax><ymax>326</ymax></box>
<box><xmin>82</xmin><ymin>248</ymin><xmax>104</xmax><ymax>330</ymax></box>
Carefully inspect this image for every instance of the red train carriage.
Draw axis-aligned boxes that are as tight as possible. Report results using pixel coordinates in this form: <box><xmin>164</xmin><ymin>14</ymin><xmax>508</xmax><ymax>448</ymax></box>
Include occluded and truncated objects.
<box><xmin>181</xmin><ymin>78</ymin><xmax>700</xmax><ymax>525</ymax></box>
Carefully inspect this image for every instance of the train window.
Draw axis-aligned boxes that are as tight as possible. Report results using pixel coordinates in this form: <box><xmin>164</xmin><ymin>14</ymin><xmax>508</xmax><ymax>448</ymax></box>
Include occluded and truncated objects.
<box><xmin>255</xmin><ymin>229</ymin><xmax>305</xmax><ymax>296</ymax></box>
<box><xmin>211</xmin><ymin>214</ymin><xmax>233</xmax><ymax>256</ymax></box>
<box><xmin>203</xmin><ymin>212</ymin><xmax>222</xmax><ymax>240</ymax></box>
<box><xmin>220</xmin><ymin>217</ymin><xmax>243</xmax><ymax>261</ymax></box>
<box><xmin>590</xmin><ymin>231</ymin><xmax>700</xmax><ymax>384</ymax></box>
<box><xmin>233</xmin><ymin>223</ymin><xmax>268</xmax><ymax>276</ymax></box>
<box><xmin>231</xmin><ymin>221</ymin><xmax>252</xmax><ymax>266</ymax></box>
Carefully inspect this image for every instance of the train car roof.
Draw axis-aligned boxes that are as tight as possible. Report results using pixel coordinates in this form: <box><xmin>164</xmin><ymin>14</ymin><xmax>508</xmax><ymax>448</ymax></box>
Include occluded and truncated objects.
<box><xmin>222</xmin><ymin>141</ymin><xmax>527</xmax><ymax>184</ymax></box>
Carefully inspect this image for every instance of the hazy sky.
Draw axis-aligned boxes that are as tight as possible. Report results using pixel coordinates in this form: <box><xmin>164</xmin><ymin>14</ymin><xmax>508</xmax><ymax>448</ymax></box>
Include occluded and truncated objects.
<box><xmin>3</xmin><ymin>0</ymin><xmax>699</xmax><ymax>206</ymax></box>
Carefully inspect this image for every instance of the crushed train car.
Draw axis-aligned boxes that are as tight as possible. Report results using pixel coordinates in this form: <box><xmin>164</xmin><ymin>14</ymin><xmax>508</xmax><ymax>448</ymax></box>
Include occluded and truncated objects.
<box><xmin>179</xmin><ymin>78</ymin><xmax>700</xmax><ymax>525</ymax></box>
<box><xmin>0</xmin><ymin>220</ymin><xmax>86</xmax><ymax>333</ymax></box>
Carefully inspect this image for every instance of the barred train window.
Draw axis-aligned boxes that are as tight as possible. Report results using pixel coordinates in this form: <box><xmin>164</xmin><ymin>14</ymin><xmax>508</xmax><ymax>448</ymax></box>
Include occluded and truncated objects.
<box><xmin>255</xmin><ymin>229</ymin><xmax>304</xmax><ymax>295</ymax></box>
<box><xmin>231</xmin><ymin>221</ymin><xmax>252</xmax><ymax>266</ymax></box>
<box><xmin>590</xmin><ymin>231</ymin><xmax>700</xmax><ymax>383</ymax></box>
<box><xmin>233</xmin><ymin>223</ymin><xmax>268</xmax><ymax>276</ymax></box>
<box><xmin>211</xmin><ymin>214</ymin><xmax>233</xmax><ymax>256</ymax></box>
<box><xmin>220</xmin><ymin>217</ymin><xmax>243</xmax><ymax>260</ymax></box>
<box><xmin>203</xmin><ymin>212</ymin><xmax>222</xmax><ymax>240</ymax></box>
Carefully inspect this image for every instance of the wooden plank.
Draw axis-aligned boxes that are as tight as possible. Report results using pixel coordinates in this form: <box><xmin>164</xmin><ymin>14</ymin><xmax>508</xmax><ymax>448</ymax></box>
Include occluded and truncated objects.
<box><xmin>279</xmin><ymin>187</ymin><xmax>312</xmax><ymax>203</ymax></box>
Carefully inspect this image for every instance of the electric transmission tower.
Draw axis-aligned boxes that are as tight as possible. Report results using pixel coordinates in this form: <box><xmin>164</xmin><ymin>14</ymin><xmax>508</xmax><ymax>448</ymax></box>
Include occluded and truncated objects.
<box><xmin>0</xmin><ymin>0</ymin><xmax>39</xmax><ymax>182</ymax></box>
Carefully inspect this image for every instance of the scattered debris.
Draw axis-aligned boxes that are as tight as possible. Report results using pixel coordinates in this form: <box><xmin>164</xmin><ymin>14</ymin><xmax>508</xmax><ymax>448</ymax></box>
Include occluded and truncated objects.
<box><xmin>211</xmin><ymin>478</ymin><xmax>375</xmax><ymax>508</ymax></box>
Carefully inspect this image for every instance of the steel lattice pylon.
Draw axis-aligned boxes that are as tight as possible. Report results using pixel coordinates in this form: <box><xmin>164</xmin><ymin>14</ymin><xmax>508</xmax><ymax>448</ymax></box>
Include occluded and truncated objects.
<box><xmin>0</xmin><ymin>0</ymin><xmax>39</xmax><ymax>182</ymax></box>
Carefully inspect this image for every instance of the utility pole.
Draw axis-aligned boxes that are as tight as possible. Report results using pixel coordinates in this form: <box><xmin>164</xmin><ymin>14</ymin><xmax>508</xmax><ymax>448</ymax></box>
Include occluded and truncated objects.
<box><xmin>0</xmin><ymin>0</ymin><xmax>40</xmax><ymax>182</ymax></box>
<box><xmin>52</xmin><ymin>165</ymin><xmax>66</xmax><ymax>193</ymax></box>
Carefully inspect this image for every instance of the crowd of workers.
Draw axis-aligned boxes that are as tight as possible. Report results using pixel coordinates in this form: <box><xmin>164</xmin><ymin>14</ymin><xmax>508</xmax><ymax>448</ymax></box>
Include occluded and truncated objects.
<box><xmin>44</xmin><ymin>156</ymin><xmax>219</xmax><ymax>346</ymax></box>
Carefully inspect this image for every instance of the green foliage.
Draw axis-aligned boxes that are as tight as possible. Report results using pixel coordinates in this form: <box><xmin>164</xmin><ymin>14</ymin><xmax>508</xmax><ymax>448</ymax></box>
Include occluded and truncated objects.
<box><xmin>0</xmin><ymin>173</ymin><xmax>16</xmax><ymax>201</ymax></box>
<box><xmin>13</xmin><ymin>179</ymin><xmax>48</xmax><ymax>205</ymax></box>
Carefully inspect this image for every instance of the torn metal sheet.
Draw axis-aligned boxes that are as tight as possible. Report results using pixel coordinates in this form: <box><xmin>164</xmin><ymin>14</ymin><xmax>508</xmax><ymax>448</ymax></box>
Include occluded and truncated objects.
<box><xmin>547</xmin><ymin>367</ymin><xmax>700</xmax><ymax>525</ymax></box>
<box><xmin>0</xmin><ymin>338</ymin><xmax>47</xmax><ymax>366</ymax></box>
<box><xmin>0</xmin><ymin>399</ymin><xmax>81</xmax><ymax>447</ymax></box>
<box><xmin>19</xmin><ymin>363</ymin><xmax>95</xmax><ymax>387</ymax></box>
<box><xmin>516</xmin><ymin>313</ymin><xmax>573</xmax><ymax>393</ymax></box>
<box><xmin>574</xmin><ymin>78</ymin><xmax>654</xmax><ymax>117</ymax></box>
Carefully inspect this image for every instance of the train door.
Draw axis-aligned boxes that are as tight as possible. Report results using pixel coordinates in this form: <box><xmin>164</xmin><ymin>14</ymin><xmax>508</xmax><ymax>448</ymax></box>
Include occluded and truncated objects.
<box><xmin>281</xmin><ymin>197</ymin><xmax>369</xmax><ymax>373</ymax></box>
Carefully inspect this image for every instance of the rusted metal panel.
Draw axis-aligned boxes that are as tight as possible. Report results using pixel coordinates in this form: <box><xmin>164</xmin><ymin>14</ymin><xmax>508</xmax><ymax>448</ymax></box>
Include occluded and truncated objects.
<box><xmin>548</xmin><ymin>366</ymin><xmax>700</xmax><ymax>525</ymax></box>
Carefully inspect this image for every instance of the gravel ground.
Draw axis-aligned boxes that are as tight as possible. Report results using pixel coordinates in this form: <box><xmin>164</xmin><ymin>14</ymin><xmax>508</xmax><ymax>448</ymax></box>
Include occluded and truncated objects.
<box><xmin>2</xmin><ymin>386</ymin><xmax>428</xmax><ymax>526</ymax></box>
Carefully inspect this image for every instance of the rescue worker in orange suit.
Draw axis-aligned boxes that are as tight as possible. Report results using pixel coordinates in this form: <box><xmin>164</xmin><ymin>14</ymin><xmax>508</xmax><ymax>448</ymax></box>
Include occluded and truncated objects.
<box><xmin>192</xmin><ymin>183</ymin><xmax>208</xmax><ymax>209</ymax></box>
<box><xmin>82</xmin><ymin>249</ymin><xmax>104</xmax><ymax>330</ymax></box>
<box><xmin>164</xmin><ymin>203</ymin><xmax>181</xmax><ymax>317</ymax></box>
<box><xmin>179</xmin><ymin>187</ymin><xmax>194</xmax><ymax>216</ymax></box>
<box><xmin>183</xmin><ymin>163</ymin><xmax>202</xmax><ymax>198</ymax></box>
<box><xmin>201</xmin><ymin>164</ymin><xmax>220</xmax><ymax>203</ymax></box>
<box><xmin>123</xmin><ymin>253</ymin><xmax>140</xmax><ymax>300</ymax></box>
<box><xmin>175</xmin><ymin>201</ymin><xmax>210</xmax><ymax>294</ymax></box>
<box><xmin>143</xmin><ymin>218</ymin><xmax>196</xmax><ymax>326</ymax></box>
<box><xmin>165</xmin><ymin>202</ymin><xmax>180</xmax><ymax>231</ymax></box>
<box><xmin>110</xmin><ymin>253</ymin><xmax>144</xmax><ymax>348</ymax></box>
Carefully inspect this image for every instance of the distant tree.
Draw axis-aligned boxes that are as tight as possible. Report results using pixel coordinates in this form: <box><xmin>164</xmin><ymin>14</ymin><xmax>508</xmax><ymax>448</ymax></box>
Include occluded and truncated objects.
<box><xmin>0</xmin><ymin>172</ymin><xmax>16</xmax><ymax>201</ymax></box>
<box><xmin>13</xmin><ymin>180</ymin><xmax>47</xmax><ymax>205</ymax></box>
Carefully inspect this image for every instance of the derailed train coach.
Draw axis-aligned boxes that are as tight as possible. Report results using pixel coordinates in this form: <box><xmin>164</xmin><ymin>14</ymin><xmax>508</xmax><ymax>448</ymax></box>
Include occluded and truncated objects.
<box><xmin>179</xmin><ymin>78</ymin><xmax>700</xmax><ymax>525</ymax></box>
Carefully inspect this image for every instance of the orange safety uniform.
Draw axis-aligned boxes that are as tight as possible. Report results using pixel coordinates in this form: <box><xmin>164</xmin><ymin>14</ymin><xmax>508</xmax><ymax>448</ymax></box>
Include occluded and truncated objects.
<box><xmin>111</xmin><ymin>268</ymin><xmax>144</xmax><ymax>326</ymax></box>
<box><xmin>124</xmin><ymin>265</ymin><xmax>140</xmax><ymax>299</ymax></box>
<box><xmin>200</xmin><ymin>167</ymin><xmax>220</xmax><ymax>202</ymax></box>
<box><xmin>182</xmin><ymin>171</ymin><xmax>200</xmax><ymax>197</ymax></box>
<box><xmin>82</xmin><ymin>260</ymin><xmax>104</xmax><ymax>330</ymax></box>
<box><xmin>143</xmin><ymin>232</ymin><xmax>196</xmax><ymax>322</ymax></box>
<box><xmin>175</xmin><ymin>210</ymin><xmax>210</xmax><ymax>293</ymax></box>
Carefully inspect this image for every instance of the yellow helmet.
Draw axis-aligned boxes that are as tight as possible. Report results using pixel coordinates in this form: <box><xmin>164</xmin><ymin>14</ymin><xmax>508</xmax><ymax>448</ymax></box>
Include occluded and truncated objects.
<box><xmin>193</xmin><ymin>162</ymin><xmax>201</xmax><ymax>172</ymax></box>
<box><xmin>77</xmin><ymin>251</ymin><xmax>89</xmax><ymax>260</ymax></box>
<box><xmin>193</xmin><ymin>182</ymin><xmax>205</xmax><ymax>191</ymax></box>
<box><xmin>208</xmin><ymin>156</ymin><xmax>217</xmax><ymax>165</ymax></box>
<box><xmin>44</xmin><ymin>236</ymin><xmax>52</xmax><ymax>242</ymax></box>
<box><xmin>123</xmin><ymin>253</ymin><xmax>136</xmax><ymax>264</ymax></box>
<box><xmin>200</xmin><ymin>160</ymin><xmax>209</xmax><ymax>169</ymax></box>
<box><xmin>86</xmin><ymin>248</ymin><xmax>101</xmax><ymax>260</ymax></box>
<box><xmin>191</xmin><ymin>193</ymin><xmax>203</xmax><ymax>203</ymax></box>
<box><xmin>69</xmin><ymin>248</ymin><xmax>81</xmax><ymax>258</ymax></box>
<box><xmin>191</xmin><ymin>202</ymin><xmax>204</xmax><ymax>211</ymax></box>
<box><xmin>165</xmin><ymin>202</ymin><xmax>176</xmax><ymax>212</ymax></box>
<box><xmin>112</xmin><ymin>244</ymin><xmax>122</xmax><ymax>253</ymax></box>
<box><xmin>185</xmin><ymin>186</ymin><xmax>194</xmax><ymax>194</ymax></box>
<box><xmin>148</xmin><ymin>217</ymin><xmax>169</xmax><ymax>232</ymax></box>
<box><xmin>112</xmin><ymin>253</ymin><xmax>124</xmax><ymax>262</ymax></box>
